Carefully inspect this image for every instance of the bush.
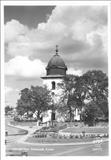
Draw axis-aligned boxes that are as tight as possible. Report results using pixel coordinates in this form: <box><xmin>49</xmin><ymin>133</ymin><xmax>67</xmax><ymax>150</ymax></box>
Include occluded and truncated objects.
<box><xmin>58</xmin><ymin>135</ymin><xmax>62</xmax><ymax>139</ymax></box>
<box><xmin>90</xmin><ymin>134</ymin><xmax>96</xmax><ymax>138</ymax></box>
<box><xmin>34</xmin><ymin>123</ymin><xmax>67</xmax><ymax>134</ymax></box>
<box><xmin>34</xmin><ymin>133</ymin><xmax>47</xmax><ymax>138</ymax></box>
<box><xmin>69</xmin><ymin>135</ymin><xmax>73</xmax><ymax>139</ymax></box>
<box><xmin>14</xmin><ymin>116</ymin><xmax>23</xmax><ymax>122</ymax></box>
<box><xmin>75</xmin><ymin>135</ymin><xmax>79</xmax><ymax>138</ymax></box>
<box><xmin>82</xmin><ymin>131</ymin><xmax>85</xmax><ymax>136</ymax></box>
<box><xmin>13</xmin><ymin>115</ymin><xmax>37</xmax><ymax>122</ymax></box>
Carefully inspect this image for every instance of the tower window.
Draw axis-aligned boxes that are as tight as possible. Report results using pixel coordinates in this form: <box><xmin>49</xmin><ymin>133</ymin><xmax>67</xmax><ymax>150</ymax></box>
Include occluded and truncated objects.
<box><xmin>52</xmin><ymin>81</ymin><xmax>56</xmax><ymax>90</ymax></box>
<box><xmin>51</xmin><ymin>92</ymin><xmax>55</xmax><ymax>96</ymax></box>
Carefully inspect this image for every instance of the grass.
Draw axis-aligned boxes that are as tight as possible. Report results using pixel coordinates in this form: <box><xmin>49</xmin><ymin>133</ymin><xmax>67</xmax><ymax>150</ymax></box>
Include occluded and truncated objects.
<box><xmin>62</xmin><ymin>126</ymin><xmax>108</xmax><ymax>134</ymax></box>
<box><xmin>26</xmin><ymin>135</ymin><xmax>96</xmax><ymax>144</ymax></box>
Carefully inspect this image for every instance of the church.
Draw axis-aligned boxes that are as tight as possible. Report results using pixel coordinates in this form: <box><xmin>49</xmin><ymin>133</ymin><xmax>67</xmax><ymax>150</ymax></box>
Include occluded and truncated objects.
<box><xmin>41</xmin><ymin>46</ymin><xmax>80</xmax><ymax>123</ymax></box>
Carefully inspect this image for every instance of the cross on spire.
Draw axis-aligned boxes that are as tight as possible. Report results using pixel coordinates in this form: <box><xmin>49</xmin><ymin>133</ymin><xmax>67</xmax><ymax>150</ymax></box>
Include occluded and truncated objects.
<box><xmin>56</xmin><ymin>45</ymin><xmax>59</xmax><ymax>55</ymax></box>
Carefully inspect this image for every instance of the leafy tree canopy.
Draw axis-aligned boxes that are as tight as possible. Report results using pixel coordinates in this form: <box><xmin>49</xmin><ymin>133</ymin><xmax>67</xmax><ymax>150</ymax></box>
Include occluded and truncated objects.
<box><xmin>59</xmin><ymin>70</ymin><xmax>108</xmax><ymax>123</ymax></box>
<box><xmin>5</xmin><ymin>105</ymin><xmax>13</xmax><ymax>115</ymax></box>
<box><xmin>16</xmin><ymin>86</ymin><xmax>52</xmax><ymax>119</ymax></box>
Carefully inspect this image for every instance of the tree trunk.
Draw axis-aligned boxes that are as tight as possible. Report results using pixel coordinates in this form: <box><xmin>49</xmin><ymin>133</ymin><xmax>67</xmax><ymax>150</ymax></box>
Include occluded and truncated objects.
<box><xmin>51</xmin><ymin>111</ymin><xmax>55</xmax><ymax>126</ymax></box>
<box><xmin>69</xmin><ymin>106</ymin><xmax>73</xmax><ymax>122</ymax></box>
<box><xmin>36</xmin><ymin>111</ymin><xmax>41</xmax><ymax>126</ymax></box>
<box><xmin>37</xmin><ymin>111</ymin><xmax>40</xmax><ymax>120</ymax></box>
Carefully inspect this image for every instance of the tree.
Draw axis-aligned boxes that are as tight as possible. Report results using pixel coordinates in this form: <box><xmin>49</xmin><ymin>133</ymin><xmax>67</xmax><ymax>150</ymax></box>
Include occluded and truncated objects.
<box><xmin>59</xmin><ymin>70</ymin><xmax>108</xmax><ymax>124</ymax></box>
<box><xmin>59</xmin><ymin>74</ymin><xmax>86</xmax><ymax>121</ymax></box>
<box><xmin>30</xmin><ymin>86</ymin><xmax>52</xmax><ymax>120</ymax></box>
<box><xmin>82</xmin><ymin>70</ymin><xmax>108</xmax><ymax>120</ymax></box>
<box><xmin>99</xmin><ymin>100</ymin><xmax>108</xmax><ymax>119</ymax></box>
<box><xmin>5</xmin><ymin>105</ymin><xmax>13</xmax><ymax>115</ymax></box>
<box><xmin>16</xmin><ymin>86</ymin><xmax>52</xmax><ymax>121</ymax></box>
<box><xmin>81</xmin><ymin>101</ymin><xmax>103</xmax><ymax>126</ymax></box>
<box><xmin>16</xmin><ymin>88</ymin><xmax>33</xmax><ymax>115</ymax></box>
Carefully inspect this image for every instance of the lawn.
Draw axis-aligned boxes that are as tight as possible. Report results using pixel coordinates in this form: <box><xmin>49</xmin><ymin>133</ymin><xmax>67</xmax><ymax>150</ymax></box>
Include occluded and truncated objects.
<box><xmin>61</xmin><ymin>126</ymin><xmax>108</xmax><ymax>134</ymax></box>
<box><xmin>26</xmin><ymin>135</ymin><xmax>97</xmax><ymax>144</ymax></box>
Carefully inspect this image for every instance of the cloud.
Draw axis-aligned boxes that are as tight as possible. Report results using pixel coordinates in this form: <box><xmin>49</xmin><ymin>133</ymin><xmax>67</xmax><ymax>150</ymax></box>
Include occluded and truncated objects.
<box><xmin>5</xmin><ymin>6</ymin><xmax>108</xmax><ymax>74</ymax></box>
<box><xmin>5</xmin><ymin>86</ymin><xmax>13</xmax><ymax>94</ymax></box>
<box><xmin>5</xmin><ymin>56</ymin><xmax>46</xmax><ymax>78</ymax></box>
<box><xmin>5</xmin><ymin>19</ymin><xmax>28</xmax><ymax>43</ymax></box>
<box><xmin>67</xmin><ymin>67</ymin><xmax>82</xmax><ymax>76</ymax></box>
<box><xmin>5</xmin><ymin>86</ymin><xmax>20</xmax><ymax>107</ymax></box>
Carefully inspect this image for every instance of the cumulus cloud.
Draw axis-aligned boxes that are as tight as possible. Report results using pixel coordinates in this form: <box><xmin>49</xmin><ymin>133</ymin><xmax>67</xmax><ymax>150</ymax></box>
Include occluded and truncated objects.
<box><xmin>5</xmin><ymin>56</ymin><xmax>46</xmax><ymax>77</ymax></box>
<box><xmin>5</xmin><ymin>86</ymin><xmax>13</xmax><ymax>94</ymax></box>
<box><xmin>67</xmin><ymin>67</ymin><xmax>82</xmax><ymax>76</ymax></box>
<box><xmin>5</xmin><ymin>6</ymin><xmax>108</xmax><ymax>76</ymax></box>
<box><xmin>5</xmin><ymin>19</ymin><xmax>28</xmax><ymax>43</ymax></box>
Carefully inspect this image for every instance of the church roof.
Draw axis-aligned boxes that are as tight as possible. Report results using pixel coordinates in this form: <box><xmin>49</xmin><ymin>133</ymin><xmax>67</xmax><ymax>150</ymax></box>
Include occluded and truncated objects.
<box><xmin>46</xmin><ymin>45</ymin><xmax>67</xmax><ymax>70</ymax></box>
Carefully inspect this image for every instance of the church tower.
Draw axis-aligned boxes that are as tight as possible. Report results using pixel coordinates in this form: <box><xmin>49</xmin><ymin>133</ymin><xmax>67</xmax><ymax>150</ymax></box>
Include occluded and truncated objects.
<box><xmin>41</xmin><ymin>46</ymin><xmax>67</xmax><ymax>122</ymax></box>
<box><xmin>41</xmin><ymin>45</ymin><xmax>67</xmax><ymax>103</ymax></box>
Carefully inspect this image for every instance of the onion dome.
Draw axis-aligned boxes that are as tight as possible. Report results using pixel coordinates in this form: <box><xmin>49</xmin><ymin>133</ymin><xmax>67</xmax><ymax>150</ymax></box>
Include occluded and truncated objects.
<box><xmin>46</xmin><ymin>45</ymin><xmax>67</xmax><ymax>76</ymax></box>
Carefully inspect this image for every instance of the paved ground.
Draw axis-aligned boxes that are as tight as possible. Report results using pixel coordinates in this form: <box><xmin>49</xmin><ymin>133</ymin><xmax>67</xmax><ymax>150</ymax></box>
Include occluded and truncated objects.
<box><xmin>6</xmin><ymin>141</ymin><xmax>109</xmax><ymax>156</ymax></box>
<box><xmin>5</xmin><ymin>117</ymin><xmax>109</xmax><ymax>156</ymax></box>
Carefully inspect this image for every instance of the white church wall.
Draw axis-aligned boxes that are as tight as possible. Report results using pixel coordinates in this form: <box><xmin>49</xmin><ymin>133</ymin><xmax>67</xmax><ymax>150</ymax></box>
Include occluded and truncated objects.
<box><xmin>43</xmin><ymin>78</ymin><xmax>63</xmax><ymax>90</ymax></box>
<box><xmin>74</xmin><ymin>108</ymin><xmax>81</xmax><ymax>121</ymax></box>
<box><xmin>42</xmin><ymin>110</ymin><xmax>52</xmax><ymax>123</ymax></box>
<box><xmin>43</xmin><ymin>78</ymin><xmax>64</xmax><ymax>103</ymax></box>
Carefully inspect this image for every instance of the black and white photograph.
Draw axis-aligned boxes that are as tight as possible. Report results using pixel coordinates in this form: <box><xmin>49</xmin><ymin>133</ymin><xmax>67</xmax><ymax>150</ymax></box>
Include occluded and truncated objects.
<box><xmin>1</xmin><ymin>0</ymin><xmax>110</xmax><ymax>158</ymax></box>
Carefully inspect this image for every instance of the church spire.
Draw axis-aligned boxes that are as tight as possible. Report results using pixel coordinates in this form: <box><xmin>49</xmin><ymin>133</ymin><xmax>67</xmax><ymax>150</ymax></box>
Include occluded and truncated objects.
<box><xmin>55</xmin><ymin>45</ymin><xmax>59</xmax><ymax>55</ymax></box>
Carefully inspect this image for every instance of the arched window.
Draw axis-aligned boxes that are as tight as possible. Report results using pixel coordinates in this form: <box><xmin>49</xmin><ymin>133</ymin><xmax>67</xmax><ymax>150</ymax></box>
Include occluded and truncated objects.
<box><xmin>52</xmin><ymin>81</ymin><xmax>56</xmax><ymax>90</ymax></box>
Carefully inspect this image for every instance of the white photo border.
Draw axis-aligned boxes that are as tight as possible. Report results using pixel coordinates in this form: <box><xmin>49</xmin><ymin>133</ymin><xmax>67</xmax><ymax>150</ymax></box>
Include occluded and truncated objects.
<box><xmin>1</xmin><ymin>1</ymin><xmax>111</xmax><ymax>160</ymax></box>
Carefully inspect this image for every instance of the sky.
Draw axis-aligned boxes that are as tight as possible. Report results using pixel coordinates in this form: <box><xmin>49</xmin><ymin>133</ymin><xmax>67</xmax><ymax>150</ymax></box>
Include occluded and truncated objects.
<box><xmin>4</xmin><ymin>5</ymin><xmax>108</xmax><ymax>107</ymax></box>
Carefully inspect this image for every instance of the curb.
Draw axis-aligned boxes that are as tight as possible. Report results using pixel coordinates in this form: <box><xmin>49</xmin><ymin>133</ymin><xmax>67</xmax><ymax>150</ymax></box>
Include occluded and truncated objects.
<box><xmin>7</xmin><ymin>123</ymin><xmax>28</xmax><ymax>136</ymax></box>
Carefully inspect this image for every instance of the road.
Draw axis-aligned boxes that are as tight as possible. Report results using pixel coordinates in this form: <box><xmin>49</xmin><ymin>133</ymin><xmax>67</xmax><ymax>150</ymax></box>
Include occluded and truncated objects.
<box><xmin>5</xmin><ymin>117</ymin><xmax>109</xmax><ymax>156</ymax></box>
<box><xmin>6</xmin><ymin>141</ymin><xmax>108</xmax><ymax>156</ymax></box>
